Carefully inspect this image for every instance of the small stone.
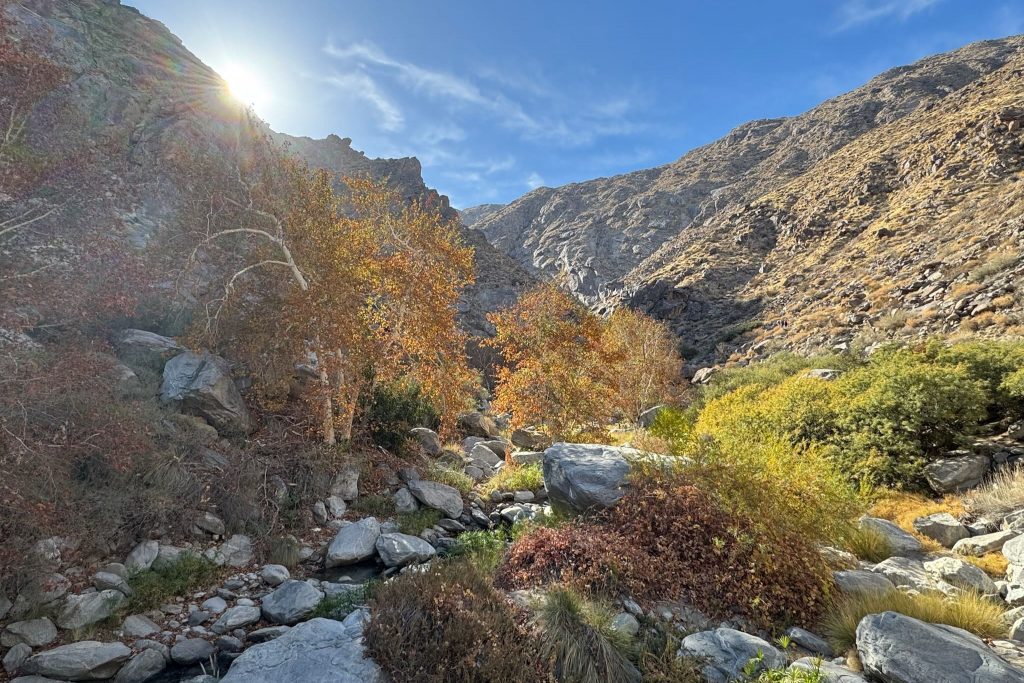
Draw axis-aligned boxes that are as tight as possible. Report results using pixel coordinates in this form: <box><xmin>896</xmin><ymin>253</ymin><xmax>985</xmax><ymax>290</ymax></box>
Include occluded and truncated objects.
<box><xmin>393</xmin><ymin>487</ymin><xmax>419</xmax><ymax>513</ymax></box>
<box><xmin>212</xmin><ymin>605</ymin><xmax>262</xmax><ymax>634</ymax></box>
<box><xmin>201</xmin><ymin>596</ymin><xmax>227</xmax><ymax>614</ymax></box>
<box><xmin>170</xmin><ymin>638</ymin><xmax>215</xmax><ymax>665</ymax></box>
<box><xmin>312</xmin><ymin>501</ymin><xmax>329</xmax><ymax>525</ymax></box>
<box><xmin>94</xmin><ymin>571</ymin><xmax>133</xmax><ymax>597</ymax></box>
<box><xmin>609</xmin><ymin>612</ymin><xmax>640</xmax><ymax>637</ymax></box>
<box><xmin>260</xmin><ymin>564</ymin><xmax>290</xmax><ymax>587</ymax></box>
<box><xmin>325</xmin><ymin>496</ymin><xmax>348</xmax><ymax>519</ymax></box>
<box><xmin>125</xmin><ymin>540</ymin><xmax>159</xmax><ymax>575</ymax></box>
<box><xmin>122</xmin><ymin>614</ymin><xmax>161</xmax><ymax>638</ymax></box>
<box><xmin>216</xmin><ymin>635</ymin><xmax>244</xmax><ymax>652</ymax></box>
<box><xmin>194</xmin><ymin>511</ymin><xmax>226</xmax><ymax>536</ymax></box>
<box><xmin>513</xmin><ymin>490</ymin><xmax>535</xmax><ymax>503</ymax></box>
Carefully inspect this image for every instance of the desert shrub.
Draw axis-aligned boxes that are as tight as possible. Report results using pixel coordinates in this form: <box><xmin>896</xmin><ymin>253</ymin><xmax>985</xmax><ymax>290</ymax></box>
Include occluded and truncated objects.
<box><xmin>424</xmin><ymin>462</ymin><xmax>475</xmax><ymax>494</ymax></box>
<box><xmin>964</xmin><ymin>464</ymin><xmax>1024</xmax><ymax>518</ymax></box>
<box><xmin>361</xmin><ymin>379</ymin><xmax>439</xmax><ymax>454</ymax></box>
<box><xmin>844</xmin><ymin>526</ymin><xmax>893</xmax><ymax>563</ymax></box>
<box><xmin>128</xmin><ymin>553</ymin><xmax>219</xmax><ymax>612</ymax></box>
<box><xmin>396</xmin><ymin>508</ymin><xmax>442</xmax><ymax>535</ymax></box>
<box><xmin>448</xmin><ymin>529</ymin><xmax>508</xmax><ymax>572</ymax></box>
<box><xmin>601</xmin><ymin>308</ymin><xmax>684</xmax><ymax>422</ymax></box>
<box><xmin>1002</xmin><ymin>368</ymin><xmax>1024</xmax><ymax>412</ymax></box>
<box><xmin>499</xmin><ymin>479</ymin><xmax>833</xmax><ymax>628</ymax></box>
<box><xmin>822</xmin><ymin>589</ymin><xmax>1006</xmax><ymax>653</ymax></box>
<box><xmin>537</xmin><ymin>587</ymin><xmax>641</xmax><ymax>683</ymax></box>
<box><xmin>969</xmin><ymin>251</ymin><xmax>1017</xmax><ymax>282</ymax></box>
<box><xmin>481</xmin><ymin>462</ymin><xmax>544</xmax><ymax>495</ymax></box>
<box><xmin>754</xmin><ymin>664</ymin><xmax>829</xmax><ymax>682</ymax></box>
<box><xmin>926</xmin><ymin>339</ymin><xmax>1024</xmax><ymax>415</ymax></box>
<box><xmin>699</xmin><ymin>352</ymin><xmax>853</xmax><ymax>404</ymax></box>
<box><xmin>365</xmin><ymin>562</ymin><xmax>547</xmax><ymax>683</ymax></box>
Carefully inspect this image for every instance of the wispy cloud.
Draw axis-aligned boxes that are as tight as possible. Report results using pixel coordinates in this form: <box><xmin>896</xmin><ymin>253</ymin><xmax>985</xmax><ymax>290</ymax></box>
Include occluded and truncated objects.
<box><xmin>835</xmin><ymin>0</ymin><xmax>943</xmax><ymax>31</ymax></box>
<box><xmin>318</xmin><ymin>71</ymin><xmax>404</xmax><ymax>131</ymax></box>
<box><xmin>526</xmin><ymin>172</ymin><xmax>545</xmax><ymax>189</ymax></box>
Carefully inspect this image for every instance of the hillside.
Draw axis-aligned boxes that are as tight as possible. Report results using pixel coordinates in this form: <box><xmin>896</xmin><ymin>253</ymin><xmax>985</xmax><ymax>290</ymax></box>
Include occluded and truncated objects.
<box><xmin>467</xmin><ymin>35</ymin><xmax>1024</xmax><ymax>361</ymax></box>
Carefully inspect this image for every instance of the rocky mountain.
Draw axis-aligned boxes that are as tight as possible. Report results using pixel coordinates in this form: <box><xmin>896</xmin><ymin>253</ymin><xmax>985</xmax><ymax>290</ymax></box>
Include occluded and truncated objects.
<box><xmin>467</xmin><ymin>35</ymin><xmax>1024</xmax><ymax>362</ymax></box>
<box><xmin>457</xmin><ymin>202</ymin><xmax>504</xmax><ymax>227</ymax></box>
<box><xmin>0</xmin><ymin>0</ymin><xmax>529</xmax><ymax>340</ymax></box>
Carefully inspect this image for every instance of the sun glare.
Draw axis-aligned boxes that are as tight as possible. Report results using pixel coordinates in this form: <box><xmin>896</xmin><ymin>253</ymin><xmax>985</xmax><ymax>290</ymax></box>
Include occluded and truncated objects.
<box><xmin>221</xmin><ymin>63</ymin><xmax>268</xmax><ymax>112</ymax></box>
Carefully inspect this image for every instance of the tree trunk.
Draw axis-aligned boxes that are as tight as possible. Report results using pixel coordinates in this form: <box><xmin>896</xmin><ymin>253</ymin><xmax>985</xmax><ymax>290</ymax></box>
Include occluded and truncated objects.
<box><xmin>319</xmin><ymin>363</ymin><xmax>335</xmax><ymax>446</ymax></box>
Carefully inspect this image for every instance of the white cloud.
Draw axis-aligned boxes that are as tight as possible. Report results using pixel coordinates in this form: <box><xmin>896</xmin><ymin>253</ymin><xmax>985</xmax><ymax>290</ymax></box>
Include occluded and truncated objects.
<box><xmin>835</xmin><ymin>0</ymin><xmax>943</xmax><ymax>31</ymax></box>
<box><xmin>526</xmin><ymin>172</ymin><xmax>545</xmax><ymax>189</ymax></box>
<box><xmin>319</xmin><ymin>71</ymin><xmax>404</xmax><ymax>131</ymax></box>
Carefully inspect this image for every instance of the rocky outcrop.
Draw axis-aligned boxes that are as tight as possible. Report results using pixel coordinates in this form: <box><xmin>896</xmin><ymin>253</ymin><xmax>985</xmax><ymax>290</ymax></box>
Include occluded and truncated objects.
<box><xmin>856</xmin><ymin>611</ymin><xmax>1024</xmax><ymax>682</ymax></box>
<box><xmin>220</xmin><ymin>613</ymin><xmax>384</xmax><ymax>682</ymax></box>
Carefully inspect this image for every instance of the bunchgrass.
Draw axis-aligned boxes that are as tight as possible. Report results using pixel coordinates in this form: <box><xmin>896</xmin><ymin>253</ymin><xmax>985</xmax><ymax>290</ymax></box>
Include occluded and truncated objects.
<box><xmin>844</xmin><ymin>526</ymin><xmax>893</xmax><ymax>563</ymax></box>
<box><xmin>822</xmin><ymin>589</ymin><xmax>1006</xmax><ymax>653</ymax></box>
<box><xmin>425</xmin><ymin>462</ymin><xmax>475</xmax><ymax>495</ymax></box>
<box><xmin>396</xmin><ymin>508</ymin><xmax>443</xmax><ymax>535</ymax></box>
<box><xmin>964</xmin><ymin>465</ymin><xmax>1024</xmax><ymax>519</ymax></box>
<box><xmin>350</xmin><ymin>494</ymin><xmax>395</xmax><ymax>517</ymax></box>
<box><xmin>128</xmin><ymin>553</ymin><xmax>219</xmax><ymax>612</ymax></box>
<box><xmin>448</xmin><ymin>529</ymin><xmax>507</xmax><ymax>572</ymax></box>
<box><xmin>480</xmin><ymin>463</ymin><xmax>544</xmax><ymax>495</ymax></box>
<box><xmin>537</xmin><ymin>586</ymin><xmax>641</xmax><ymax>683</ymax></box>
<box><xmin>310</xmin><ymin>582</ymin><xmax>376</xmax><ymax>621</ymax></box>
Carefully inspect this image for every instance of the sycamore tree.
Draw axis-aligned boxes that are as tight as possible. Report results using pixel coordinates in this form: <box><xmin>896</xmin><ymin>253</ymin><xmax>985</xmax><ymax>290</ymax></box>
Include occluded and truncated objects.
<box><xmin>488</xmin><ymin>282</ymin><xmax>683</xmax><ymax>440</ymax></box>
<box><xmin>176</xmin><ymin>138</ymin><xmax>475</xmax><ymax>444</ymax></box>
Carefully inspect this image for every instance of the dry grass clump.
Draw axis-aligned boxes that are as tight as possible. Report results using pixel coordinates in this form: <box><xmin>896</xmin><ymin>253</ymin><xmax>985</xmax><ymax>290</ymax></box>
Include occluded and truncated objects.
<box><xmin>480</xmin><ymin>463</ymin><xmax>544</xmax><ymax>495</ymax></box>
<box><xmin>845</xmin><ymin>526</ymin><xmax>893</xmax><ymax>563</ymax></box>
<box><xmin>963</xmin><ymin>553</ymin><xmax>1010</xmax><ymax>578</ymax></box>
<box><xmin>822</xmin><ymin>589</ymin><xmax>1006</xmax><ymax>653</ymax></box>
<box><xmin>869</xmin><ymin>491</ymin><xmax>965</xmax><ymax>552</ymax></box>
<box><xmin>964</xmin><ymin>465</ymin><xmax>1024</xmax><ymax>518</ymax></box>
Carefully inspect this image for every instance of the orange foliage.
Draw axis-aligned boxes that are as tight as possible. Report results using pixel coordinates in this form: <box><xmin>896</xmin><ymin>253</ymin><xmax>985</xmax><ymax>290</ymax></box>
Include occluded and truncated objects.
<box><xmin>603</xmin><ymin>307</ymin><xmax>684</xmax><ymax>421</ymax></box>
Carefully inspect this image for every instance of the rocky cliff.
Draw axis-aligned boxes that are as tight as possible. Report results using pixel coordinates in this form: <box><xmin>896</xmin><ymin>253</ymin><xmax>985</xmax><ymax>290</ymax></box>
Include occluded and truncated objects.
<box><xmin>468</xmin><ymin>35</ymin><xmax>1024</xmax><ymax>362</ymax></box>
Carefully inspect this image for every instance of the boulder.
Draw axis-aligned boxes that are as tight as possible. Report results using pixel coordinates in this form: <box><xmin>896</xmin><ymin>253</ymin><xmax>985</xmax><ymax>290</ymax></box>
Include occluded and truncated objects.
<box><xmin>170</xmin><ymin>639</ymin><xmax>214</xmax><ymax>666</ymax></box>
<box><xmin>924</xmin><ymin>453</ymin><xmax>991</xmax><ymax>494</ymax></box>
<box><xmin>923</xmin><ymin>556</ymin><xmax>998</xmax><ymax>595</ymax></box>
<box><xmin>856</xmin><ymin>611</ymin><xmax>1024</xmax><ymax>682</ymax></box>
<box><xmin>216</xmin><ymin>535</ymin><xmax>253</xmax><ymax>568</ymax></box>
<box><xmin>406</xmin><ymin>480</ymin><xmax>463</xmax><ymax>519</ymax></box>
<box><xmin>9</xmin><ymin>573</ymin><xmax>69</xmax><ymax>619</ymax></box>
<box><xmin>121</xmin><ymin>614</ymin><xmax>160</xmax><ymax>638</ymax></box>
<box><xmin>194</xmin><ymin>512</ymin><xmax>226</xmax><ymax>537</ymax></box>
<box><xmin>325</xmin><ymin>518</ymin><xmax>381</xmax><ymax>567</ymax></box>
<box><xmin>201</xmin><ymin>596</ymin><xmax>227</xmax><ymax>614</ymax></box>
<box><xmin>93</xmin><ymin>571</ymin><xmax>132</xmax><ymax>597</ymax></box>
<box><xmin>914</xmin><ymin>512</ymin><xmax>971</xmax><ymax>548</ymax></box>
<box><xmin>789</xmin><ymin>658</ymin><xmax>867</xmax><ymax>682</ymax></box>
<box><xmin>211</xmin><ymin>605</ymin><xmax>262</xmax><ymax>634</ymax></box>
<box><xmin>510</xmin><ymin>427</ymin><xmax>550</xmax><ymax>450</ymax></box>
<box><xmin>409</xmin><ymin>428</ymin><xmax>442</xmax><ymax>456</ymax></box>
<box><xmin>457</xmin><ymin>412</ymin><xmax>499</xmax><ymax>438</ymax></box>
<box><xmin>112</xmin><ymin>648</ymin><xmax>167</xmax><ymax>683</ymax></box>
<box><xmin>260</xmin><ymin>564</ymin><xmax>290</xmax><ymax>587</ymax></box>
<box><xmin>543</xmin><ymin>443</ymin><xmax>639</xmax><ymax>512</ymax></box>
<box><xmin>1</xmin><ymin>618</ymin><xmax>58</xmax><ymax>648</ymax></box>
<box><xmin>3</xmin><ymin>642</ymin><xmax>31</xmax><ymax>675</ymax></box>
<box><xmin>833</xmin><ymin>569</ymin><xmax>895</xmax><ymax>595</ymax></box>
<box><xmin>858</xmin><ymin>516</ymin><xmax>921</xmax><ymax>556</ymax></box>
<box><xmin>220</xmin><ymin>613</ymin><xmax>384</xmax><ymax>682</ymax></box>
<box><xmin>679</xmin><ymin>628</ymin><xmax>786</xmax><ymax>683</ymax></box>
<box><xmin>375</xmin><ymin>533</ymin><xmax>437</xmax><ymax>568</ymax></box>
<box><xmin>393</xmin><ymin>487</ymin><xmax>418</xmax><ymax>513</ymax></box>
<box><xmin>124</xmin><ymin>540</ymin><xmax>158</xmax><ymax>575</ymax></box>
<box><xmin>871</xmin><ymin>557</ymin><xmax>954</xmax><ymax>594</ymax></box>
<box><xmin>115</xmin><ymin>329</ymin><xmax>184</xmax><ymax>365</ymax></box>
<box><xmin>954</xmin><ymin>529</ymin><xmax>1019</xmax><ymax>556</ymax></box>
<box><xmin>785</xmin><ymin>626</ymin><xmax>833</xmax><ymax>657</ymax></box>
<box><xmin>479</xmin><ymin>439</ymin><xmax>510</xmax><ymax>459</ymax></box>
<box><xmin>57</xmin><ymin>590</ymin><xmax>128</xmax><ymax>631</ymax></box>
<box><xmin>160</xmin><ymin>351</ymin><xmax>253</xmax><ymax>434</ymax></box>
<box><xmin>1004</xmin><ymin>534</ymin><xmax>1024</xmax><ymax>566</ymax></box>
<box><xmin>329</xmin><ymin>467</ymin><xmax>360</xmax><ymax>501</ymax></box>
<box><xmin>469</xmin><ymin>443</ymin><xmax>501</xmax><ymax>468</ymax></box>
<box><xmin>261</xmin><ymin>580</ymin><xmax>324</xmax><ymax>625</ymax></box>
<box><xmin>21</xmin><ymin>641</ymin><xmax>132</xmax><ymax>681</ymax></box>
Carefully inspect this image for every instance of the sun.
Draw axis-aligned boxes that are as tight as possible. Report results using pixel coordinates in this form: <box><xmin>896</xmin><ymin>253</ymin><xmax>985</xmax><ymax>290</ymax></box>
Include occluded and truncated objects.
<box><xmin>221</xmin><ymin>63</ymin><xmax>269</xmax><ymax>112</ymax></box>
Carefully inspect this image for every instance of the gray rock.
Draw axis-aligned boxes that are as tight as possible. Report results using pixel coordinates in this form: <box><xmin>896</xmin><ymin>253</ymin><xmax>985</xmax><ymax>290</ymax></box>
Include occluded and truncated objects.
<box><xmin>115</xmin><ymin>329</ymin><xmax>184</xmax><ymax>366</ymax></box>
<box><xmin>954</xmin><ymin>529</ymin><xmax>1019</xmax><ymax>556</ymax></box>
<box><xmin>914</xmin><ymin>512</ymin><xmax>971</xmax><ymax>548</ymax></box>
<box><xmin>124</xmin><ymin>541</ymin><xmax>159</xmax><ymax>576</ymax></box>
<box><xmin>1011</xmin><ymin>617</ymin><xmax>1024</xmax><ymax>643</ymax></box>
<box><xmin>375</xmin><ymin>533</ymin><xmax>437</xmax><ymax>568</ymax></box>
<box><xmin>113</xmin><ymin>648</ymin><xmax>167</xmax><ymax>683</ymax></box>
<box><xmin>0</xmin><ymin>592</ymin><xmax>11</xmax><ymax>620</ymax></box>
<box><xmin>9</xmin><ymin>574</ymin><xmax>69</xmax><ymax>620</ymax></box>
<box><xmin>790</xmin><ymin>657</ymin><xmax>867</xmax><ymax>682</ymax></box>
<box><xmin>924</xmin><ymin>453</ymin><xmax>991</xmax><ymax>494</ymax></box>
<box><xmin>785</xmin><ymin>626</ymin><xmax>834</xmax><ymax>657</ymax></box>
<box><xmin>134</xmin><ymin>640</ymin><xmax>169</xmax><ymax>660</ymax></box>
<box><xmin>1007</xmin><ymin>585</ymin><xmax>1024</xmax><ymax>607</ymax></box>
<box><xmin>923</xmin><ymin>556</ymin><xmax>998</xmax><ymax>594</ymax></box>
<box><xmin>856</xmin><ymin>611</ymin><xmax>1024</xmax><ymax>682</ymax></box>
<box><xmin>212</xmin><ymin>606</ymin><xmax>262</xmax><ymax>634</ymax></box>
<box><xmin>217</xmin><ymin>535</ymin><xmax>253</xmax><ymax>568</ymax></box>
<box><xmin>220</xmin><ymin>613</ymin><xmax>384</xmax><ymax>682</ymax></box>
<box><xmin>679</xmin><ymin>628</ymin><xmax>786</xmax><ymax>683</ymax></box>
<box><xmin>326</xmin><ymin>518</ymin><xmax>381</xmax><ymax>567</ymax></box>
<box><xmin>312</xmin><ymin>501</ymin><xmax>329</xmax><ymax>525</ymax></box>
<box><xmin>406</xmin><ymin>480</ymin><xmax>463</xmax><ymax>518</ymax></box>
<box><xmin>457</xmin><ymin>412</ymin><xmax>499</xmax><ymax>438</ymax></box>
<box><xmin>216</xmin><ymin>635</ymin><xmax>244</xmax><ymax>652</ymax></box>
<box><xmin>160</xmin><ymin>351</ymin><xmax>253</xmax><ymax>434</ymax></box>
<box><xmin>150</xmin><ymin>545</ymin><xmax>186</xmax><ymax>572</ymax></box>
<box><xmin>121</xmin><ymin>614</ymin><xmax>160</xmax><ymax>638</ymax></box>
<box><xmin>93</xmin><ymin>572</ymin><xmax>132</xmax><ymax>597</ymax></box>
<box><xmin>330</xmin><ymin>468</ymin><xmax>360</xmax><ymax>501</ymax></box>
<box><xmin>409</xmin><ymin>427</ymin><xmax>442</xmax><ymax>456</ymax></box>
<box><xmin>872</xmin><ymin>556</ymin><xmax>954</xmax><ymax>594</ymax></box>
<box><xmin>833</xmin><ymin>569</ymin><xmax>895</xmax><ymax>595</ymax></box>
<box><xmin>543</xmin><ymin>443</ymin><xmax>640</xmax><ymax>513</ymax></box>
<box><xmin>1004</xmin><ymin>534</ymin><xmax>1024</xmax><ymax>566</ymax></box>
<box><xmin>22</xmin><ymin>641</ymin><xmax>132</xmax><ymax>681</ymax></box>
<box><xmin>3</xmin><ymin>642</ymin><xmax>31</xmax><ymax>675</ymax></box>
<box><xmin>479</xmin><ymin>439</ymin><xmax>510</xmax><ymax>459</ymax></box>
<box><xmin>393</xmin><ymin>487</ymin><xmax>419</xmax><ymax>513</ymax></box>
<box><xmin>469</xmin><ymin>443</ymin><xmax>501</xmax><ymax>467</ymax></box>
<box><xmin>260</xmin><ymin>564</ymin><xmax>290</xmax><ymax>587</ymax></box>
<box><xmin>261</xmin><ymin>581</ymin><xmax>324</xmax><ymax>625</ymax></box>
<box><xmin>57</xmin><ymin>590</ymin><xmax>128</xmax><ymax>631</ymax></box>
<box><xmin>201</xmin><ymin>596</ymin><xmax>227</xmax><ymax>614</ymax></box>
<box><xmin>194</xmin><ymin>512</ymin><xmax>225</xmax><ymax>537</ymax></box>
<box><xmin>609</xmin><ymin>612</ymin><xmax>640</xmax><ymax>637</ymax></box>
<box><xmin>2</xmin><ymin>618</ymin><xmax>58</xmax><ymax>648</ymax></box>
<box><xmin>510</xmin><ymin>450</ymin><xmax>544</xmax><ymax>466</ymax></box>
<box><xmin>858</xmin><ymin>516</ymin><xmax>921</xmax><ymax>556</ymax></box>
<box><xmin>246</xmin><ymin>625</ymin><xmax>291</xmax><ymax>643</ymax></box>
<box><xmin>510</xmin><ymin>427</ymin><xmax>550</xmax><ymax>451</ymax></box>
<box><xmin>325</xmin><ymin>496</ymin><xmax>347</xmax><ymax>519</ymax></box>
<box><xmin>170</xmin><ymin>639</ymin><xmax>214</xmax><ymax>666</ymax></box>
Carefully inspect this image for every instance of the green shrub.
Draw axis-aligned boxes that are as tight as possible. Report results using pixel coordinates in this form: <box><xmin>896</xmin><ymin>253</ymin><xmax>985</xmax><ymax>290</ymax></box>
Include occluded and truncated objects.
<box><xmin>926</xmin><ymin>339</ymin><xmax>1024</xmax><ymax>416</ymax></box>
<box><xmin>128</xmin><ymin>553</ymin><xmax>219</xmax><ymax>612</ymax></box>
<box><xmin>365</xmin><ymin>562</ymin><xmax>547</xmax><ymax>682</ymax></box>
<box><xmin>424</xmin><ymin>462</ymin><xmax>474</xmax><ymax>494</ymax></box>
<box><xmin>481</xmin><ymin>463</ymin><xmax>544</xmax><ymax>495</ymax></box>
<box><xmin>754</xmin><ymin>662</ymin><xmax>829</xmax><ymax>682</ymax></box>
<box><xmin>448</xmin><ymin>529</ymin><xmax>508</xmax><ymax>573</ymax></box>
<box><xmin>310</xmin><ymin>582</ymin><xmax>376</xmax><ymax>620</ymax></box>
<box><xmin>822</xmin><ymin>589</ymin><xmax>1006</xmax><ymax>653</ymax></box>
<box><xmin>350</xmin><ymin>494</ymin><xmax>395</xmax><ymax>517</ymax></box>
<box><xmin>361</xmin><ymin>379</ymin><xmax>439</xmax><ymax>454</ymax></box>
<box><xmin>396</xmin><ymin>508</ymin><xmax>442</xmax><ymax>535</ymax></box>
<box><xmin>699</xmin><ymin>352</ymin><xmax>855</xmax><ymax>404</ymax></box>
<box><xmin>537</xmin><ymin>587</ymin><xmax>641</xmax><ymax>683</ymax></box>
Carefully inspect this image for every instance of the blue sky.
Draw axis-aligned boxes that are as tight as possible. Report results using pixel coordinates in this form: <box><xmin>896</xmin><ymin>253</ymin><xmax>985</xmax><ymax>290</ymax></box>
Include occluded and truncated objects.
<box><xmin>130</xmin><ymin>0</ymin><xmax>1022</xmax><ymax>209</ymax></box>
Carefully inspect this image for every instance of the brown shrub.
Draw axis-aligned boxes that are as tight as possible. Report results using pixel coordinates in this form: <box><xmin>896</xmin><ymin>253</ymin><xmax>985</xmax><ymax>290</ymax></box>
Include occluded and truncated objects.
<box><xmin>498</xmin><ymin>479</ymin><xmax>831</xmax><ymax>628</ymax></box>
<box><xmin>365</xmin><ymin>562</ymin><xmax>548</xmax><ymax>683</ymax></box>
